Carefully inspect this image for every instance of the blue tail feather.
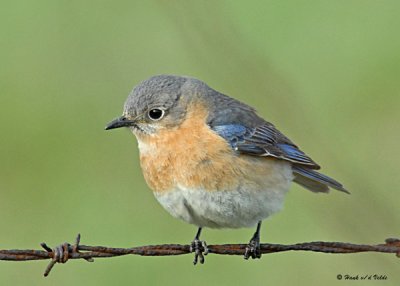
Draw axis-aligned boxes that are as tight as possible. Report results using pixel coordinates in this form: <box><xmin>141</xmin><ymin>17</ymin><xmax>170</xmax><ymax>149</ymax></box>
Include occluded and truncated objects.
<box><xmin>293</xmin><ymin>166</ymin><xmax>349</xmax><ymax>194</ymax></box>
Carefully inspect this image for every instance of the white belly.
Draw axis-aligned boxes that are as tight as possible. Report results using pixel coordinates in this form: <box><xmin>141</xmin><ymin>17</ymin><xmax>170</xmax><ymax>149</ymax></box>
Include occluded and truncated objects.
<box><xmin>154</xmin><ymin>165</ymin><xmax>293</xmax><ymax>229</ymax></box>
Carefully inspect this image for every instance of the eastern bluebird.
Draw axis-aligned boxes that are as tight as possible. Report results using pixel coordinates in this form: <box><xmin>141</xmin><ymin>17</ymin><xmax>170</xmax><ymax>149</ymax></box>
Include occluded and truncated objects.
<box><xmin>106</xmin><ymin>75</ymin><xmax>348</xmax><ymax>264</ymax></box>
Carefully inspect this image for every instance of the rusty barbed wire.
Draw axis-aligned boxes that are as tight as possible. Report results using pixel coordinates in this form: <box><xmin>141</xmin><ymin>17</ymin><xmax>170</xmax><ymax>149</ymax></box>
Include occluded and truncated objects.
<box><xmin>0</xmin><ymin>234</ymin><xmax>399</xmax><ymax>277</ymax></box>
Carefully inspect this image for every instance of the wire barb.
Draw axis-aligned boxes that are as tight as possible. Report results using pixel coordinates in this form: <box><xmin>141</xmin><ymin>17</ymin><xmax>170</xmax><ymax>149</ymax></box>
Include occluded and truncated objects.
<box><xmin>0</xmin><ymin>234</ymin><xmax>399</xmax><ymax>277</ymax></box>
<box><xmin>39</xmin><ymin>234</ymin><xmax>93</xmax><ymax>276</ymax></box>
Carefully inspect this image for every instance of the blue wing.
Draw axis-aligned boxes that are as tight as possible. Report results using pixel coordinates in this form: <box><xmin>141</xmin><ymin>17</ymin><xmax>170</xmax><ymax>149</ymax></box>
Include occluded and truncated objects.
<box><xmin>211</xmin><ymin>124</ymin><xmax>350</xmax><ymax>193</ymax></box>
<box><xmin>211</xmin><ymin>124</ymin><xmax>320</xmax><ymax>169</ymax></box>
<box><xmin>276</xmin><ymin>143</ymin><xmax>317</xmax><ymax>166</ymax></box>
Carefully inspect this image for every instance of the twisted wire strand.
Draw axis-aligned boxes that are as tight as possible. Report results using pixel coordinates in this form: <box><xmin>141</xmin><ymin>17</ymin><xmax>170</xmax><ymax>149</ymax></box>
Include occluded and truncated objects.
<box><xmin>0</xmin><ymin>234</ymin><xmax>399</xmax><ymax>277</ymax></box>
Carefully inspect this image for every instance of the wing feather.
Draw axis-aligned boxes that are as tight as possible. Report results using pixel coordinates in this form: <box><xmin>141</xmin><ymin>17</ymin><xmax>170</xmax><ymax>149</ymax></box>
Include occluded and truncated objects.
<box><xmin>212</xmin><ymin>124</ymin><xmax>320</xmax><ymax>169</ymax></box>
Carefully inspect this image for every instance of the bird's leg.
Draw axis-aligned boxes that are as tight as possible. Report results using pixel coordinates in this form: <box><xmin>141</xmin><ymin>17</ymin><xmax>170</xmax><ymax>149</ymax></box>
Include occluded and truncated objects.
<box><xmin>244</xmin><ymin>221</ymin><xmax>262</xmax><ymax>260</ymax></box>
<box><xmin>189</xmin><ymin>227</ymin><xmax>208</xmax><ymax>265</ymax></box>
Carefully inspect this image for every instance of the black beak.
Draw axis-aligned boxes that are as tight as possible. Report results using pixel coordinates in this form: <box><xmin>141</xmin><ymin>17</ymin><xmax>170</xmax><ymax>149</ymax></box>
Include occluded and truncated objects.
<box><xmin>105</xmin><ymin>116</ymin><xmax>135</xmax><ymax>130</ymax></box>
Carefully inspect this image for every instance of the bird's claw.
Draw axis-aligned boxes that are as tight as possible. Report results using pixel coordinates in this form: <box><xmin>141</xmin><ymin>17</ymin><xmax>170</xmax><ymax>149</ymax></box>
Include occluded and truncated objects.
<box><xmin>244</xmin><ymin>236</ymin><xmax>261</xmax><ymax>260</ymax></box>
<box><xmin>190</xmin><ymin>239</ymin><xmax>208</xmax><ymax>265</ymax></box>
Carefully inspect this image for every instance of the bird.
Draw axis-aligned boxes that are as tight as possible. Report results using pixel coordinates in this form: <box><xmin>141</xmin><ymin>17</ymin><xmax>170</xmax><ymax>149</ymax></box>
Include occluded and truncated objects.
<box><xmin>105</xmin><ymin>75</ymin><xmax>348</xmax><ymax>264</ymax></box>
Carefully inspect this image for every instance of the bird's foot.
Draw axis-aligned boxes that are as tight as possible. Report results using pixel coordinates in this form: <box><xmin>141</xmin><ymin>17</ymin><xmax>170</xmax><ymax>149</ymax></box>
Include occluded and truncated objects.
<box><xmin>190</xmin><ymin>238</ymin><xmax>209</xmax><ymax>265</ymax></box>
<box><xmin>244</xmin><ymin>236</ymin><xmax>261</xmax><ymax>260</ymax></box>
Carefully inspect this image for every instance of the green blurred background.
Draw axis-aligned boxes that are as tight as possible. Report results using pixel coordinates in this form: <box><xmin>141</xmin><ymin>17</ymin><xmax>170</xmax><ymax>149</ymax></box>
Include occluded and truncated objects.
<box><xmin>1</xmin><ymin>1</ymin><xmax>399</xmax><ymax>285</ymax></box>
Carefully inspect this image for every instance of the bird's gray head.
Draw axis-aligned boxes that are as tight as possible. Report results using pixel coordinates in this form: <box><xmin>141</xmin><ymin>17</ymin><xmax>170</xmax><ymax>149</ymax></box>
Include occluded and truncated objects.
<box><xmin>105</xmin><ymin>74</ymin><xmax>262</xmax><ymax>137</ymax></box>
<box><xmin>105</xmin><ymin>75</ymin><xmax>204</xmax><ymax>136</ymax></box>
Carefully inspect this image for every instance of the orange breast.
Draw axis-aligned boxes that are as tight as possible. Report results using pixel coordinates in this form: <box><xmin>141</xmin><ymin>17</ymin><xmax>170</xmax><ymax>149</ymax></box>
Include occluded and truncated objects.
<box><xmin>138</xmin><ymin>101</ymin><xmax>279</xmax><ymax>193</ymax></box>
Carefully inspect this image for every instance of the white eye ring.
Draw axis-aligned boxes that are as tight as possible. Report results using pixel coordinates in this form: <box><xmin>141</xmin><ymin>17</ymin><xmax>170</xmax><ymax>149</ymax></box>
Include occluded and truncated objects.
<box><xmin>148</xmin><ymin>108</ymin><xmax>165</xmax><ymax>121</ymax></box>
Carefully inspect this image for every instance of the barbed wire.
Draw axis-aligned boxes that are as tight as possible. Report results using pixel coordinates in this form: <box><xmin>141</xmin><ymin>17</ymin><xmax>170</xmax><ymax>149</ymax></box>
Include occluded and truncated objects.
<box><xmin>0</xmin><ymin>234</ymin><xmax>399</xmax><ymax>277</ymax></box>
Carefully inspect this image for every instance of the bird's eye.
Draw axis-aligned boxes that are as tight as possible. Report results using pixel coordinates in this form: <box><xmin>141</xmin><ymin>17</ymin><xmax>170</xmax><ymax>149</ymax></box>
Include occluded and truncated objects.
<box><xmin>148</xmin><ymin>109</ymin><xmax>164</xmax><ymax>121</ymax></box>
